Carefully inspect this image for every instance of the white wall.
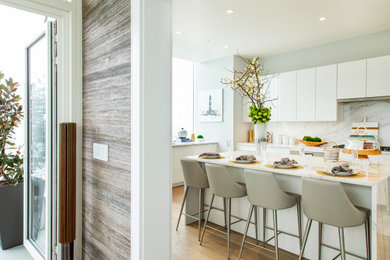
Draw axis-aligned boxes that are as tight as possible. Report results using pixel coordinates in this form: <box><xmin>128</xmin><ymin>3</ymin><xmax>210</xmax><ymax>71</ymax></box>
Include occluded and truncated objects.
<box><xmin>194</xmin><ymin>56</ymin><xmax>234</xmax><ymax>152</ymax></box>
<box><xmin>263</xmin><ymin>29</ymin><xmax>390</xmax><ymax>74</ymax></box>
<box><xmin>194</xmin><ymin>56</ymin><xmax>251</xmax><ymax>152</ymax></box>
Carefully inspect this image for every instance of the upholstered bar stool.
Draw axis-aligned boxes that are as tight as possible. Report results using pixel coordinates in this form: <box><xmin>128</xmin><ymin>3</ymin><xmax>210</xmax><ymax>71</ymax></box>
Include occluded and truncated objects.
<box><xmin>299</xmin><ymin>178</ymin><xmax>370</xmax><ymax>260</ymax></box>
<box><xmin>200</xmin><ymin>164</ymin><xmax>256</xmax><ymax>259</ymax></box>
<box><xmin>176</xmin><ymin>158</ymin><xmax>210</xmax><ymax>241</ymax></box>
<box><xmin>239</xmin><ymin>169</ymin><xmax>302</xmax><ymax>260</ymax></box>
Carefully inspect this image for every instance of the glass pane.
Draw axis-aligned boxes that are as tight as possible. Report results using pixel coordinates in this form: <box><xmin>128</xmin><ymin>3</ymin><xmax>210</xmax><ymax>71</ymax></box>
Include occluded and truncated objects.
<box><xmin>28</xmin><ymin>33</ymin><xmax>48</xmax><ymax>256</ymax></box>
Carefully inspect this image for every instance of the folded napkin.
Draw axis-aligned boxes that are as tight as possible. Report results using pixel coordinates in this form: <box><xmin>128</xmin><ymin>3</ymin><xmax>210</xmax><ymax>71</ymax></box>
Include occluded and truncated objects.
<box><xmin>273</xmin><ymin>158</ymin><xmax>298</xmax><ymax>168</ymax></box>
<box><xmin>235</xmin><ymin>155</ymin><xmax>256</xmax><ymax>161</ymax></box>
<box><xmin>331</xmin><ymin>163</ymin><xmax>353</xmax><ymax>175</ymax></box>
<box><xmin>199</xmin><ymin>152</ymin><xmax>220</xmax><ymax>158</ymax></box>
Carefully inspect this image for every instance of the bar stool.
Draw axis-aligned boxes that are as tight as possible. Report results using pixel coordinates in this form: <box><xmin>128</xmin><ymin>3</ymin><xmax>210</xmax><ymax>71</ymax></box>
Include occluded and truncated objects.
<box><xmin>200</xmin><ymin>164</ymin><xmax>256</xmax><ymax>259</ymax></box>
<box><xmin>176</xmin><ymin>158</ymin><xmax>210</xmax><ymax>241</ymax></box>
<box><xmin>239</xmin><ymin>169</ymin><xmax>302</xmax><ymax>260</ymax></box>
<box><xmin>299</xmin><ymin>178</ymin><xmax>370</xmax><ymax>260</ymax></box>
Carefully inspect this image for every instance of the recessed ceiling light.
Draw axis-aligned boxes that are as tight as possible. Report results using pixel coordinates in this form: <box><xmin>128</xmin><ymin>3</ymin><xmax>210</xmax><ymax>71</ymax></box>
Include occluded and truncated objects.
<box><xmin>319</xmin><ymin>16</ymin><xmax>327</xmax><ymax>21</ymax></box>
<box><xmin>176</xmin><ymin>30</ymin><xmax>182</xmax><ymax>34</ymax></box>
<box><xmin>226</xmin><ymin>9</ymin><xmax>235</xmax><ymax>14</ymax></box>
<box><xmin>224</xmin><ymin>45</ymin><xmax>229</xmax><ymax>49</ymax></box>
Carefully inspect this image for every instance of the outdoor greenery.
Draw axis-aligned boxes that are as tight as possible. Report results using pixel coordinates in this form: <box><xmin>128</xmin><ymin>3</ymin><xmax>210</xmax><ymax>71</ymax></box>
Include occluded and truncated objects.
<box><xmin>221</xmin><ymin>56</ymin><xmax>276</xmax><ymax>124</ymax></box>
<box><xmin>0</xmin><ymin>72</ymin><xmax>24</xmax><ymax>185</ymax></box>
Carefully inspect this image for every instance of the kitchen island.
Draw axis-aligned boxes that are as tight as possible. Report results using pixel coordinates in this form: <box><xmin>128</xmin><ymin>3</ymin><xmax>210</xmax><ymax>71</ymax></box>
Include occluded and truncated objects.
<box><xmin>184</xmin><ymin>152</ymin><xmax>390</xmax><ymax>259</ymax></box>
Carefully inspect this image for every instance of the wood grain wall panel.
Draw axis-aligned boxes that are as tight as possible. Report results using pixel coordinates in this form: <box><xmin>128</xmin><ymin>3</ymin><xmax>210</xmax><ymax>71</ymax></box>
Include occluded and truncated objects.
<box><xmin>82</xmin><ymin>0</ymin><xmax>131</xmax><ymax>259</ymax></box>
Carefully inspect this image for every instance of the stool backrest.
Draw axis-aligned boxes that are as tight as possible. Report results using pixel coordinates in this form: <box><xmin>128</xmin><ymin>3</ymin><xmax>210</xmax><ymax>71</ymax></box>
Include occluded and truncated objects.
<box><xmin>180</xmin><ymin>158</ymin><xmax>209</xmax><ymax>189</ymax></box>
<box><xmin>302</xmin><ymin>178</ymin><xmax>366</xmax><ymax>227</ymax></box>
<box><xmin>205</xmin><ymin>164</ymin><xmax>246</xmax><ymax>198</ymax></box>
<box><xmin>244</xmin><ymin>169</ymin><xmax>295</xmax><ymax>210</ymax></box>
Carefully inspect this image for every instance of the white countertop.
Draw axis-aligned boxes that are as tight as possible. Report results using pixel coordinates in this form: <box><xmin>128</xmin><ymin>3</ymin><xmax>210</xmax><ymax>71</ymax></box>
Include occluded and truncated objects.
<box><xmin>189</xmin><ymin>152</ymin><xmax>390</xmax><ymax>186</ymax></box>
<box><xmin>172</xmin><ymin>141</ymin><xmax>218</xmax><ymax>147</ymax></box>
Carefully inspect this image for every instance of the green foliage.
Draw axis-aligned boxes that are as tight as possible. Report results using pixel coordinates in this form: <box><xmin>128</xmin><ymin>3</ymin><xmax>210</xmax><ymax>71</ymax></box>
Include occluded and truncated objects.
<box><xmin>303</xmin><ymin>136</ymin><xmax>322</xmax><ymax>142</ymax></box>
<box><xmin>0</xmin><ymin>71</ymin><xmax>24</xmax><ymax>185</ymax></box>
<box><xmin>248</xmin><ymin>106</ymin><xmax>271</xmax><ymax>124</ymax></box>
<box><xmin>197</xmin><ymin>135</ymin><xmax>204</xmax><ymax>139</ymax></box>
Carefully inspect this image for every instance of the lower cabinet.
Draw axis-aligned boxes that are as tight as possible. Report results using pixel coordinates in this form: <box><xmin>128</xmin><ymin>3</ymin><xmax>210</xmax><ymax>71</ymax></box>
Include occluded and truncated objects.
<box><xmin>172</xmin><ymin>143</ymin><xmax>218</xmax><ymax>186</ymax></box>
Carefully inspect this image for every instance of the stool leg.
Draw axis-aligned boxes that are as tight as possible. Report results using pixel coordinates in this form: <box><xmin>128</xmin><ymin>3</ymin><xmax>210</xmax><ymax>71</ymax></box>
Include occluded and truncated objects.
<box><xmin>318</xmin><ymin>222</ymin><xmax>322</xmax><ymax>260</ymax></box>
<box><xmin>365</xmin><ymin>217</ymin><xmax>371</xmax><ymax>260</ymax></box>
<box><xmin>223</xmin><ymin>198</ymin><xmax>227</xmax><ymax>228</ymax></box>
<box><xmin>200</xmin><ymin>194</ymin><xmax>215</xmax><ymax>245</ymax></box>
<box><xmin>338</xmin><ymin>227</ymin><xmax>346</xmax><ymax>260</ymax></box>
<box><xmin>297</xmin><ymin>201</ymin><xmax>302</xmax><ymax>248</ymax></box>
<box><xmin>263</xmin><ymin>208</ymin><xmax>267</xmax><ymax>245</ymax></box>
<box><xmin>198</xmin><ymin>188</ymin><xmax>203</xmax><ymax>241</ymax></box>
<box><xmin>227</xmin><ymin>198</ymin><xmax>232</xmax><ymax>259</ymax></box>
<box><xmin>176</xmin><ymin>186</ymin><xmax>189</xmax><ymax>231</ymax></box>
<box><xmin>273</xmin><ymin>210</ymin><xmax>279</xmax><ymax>260</ymax></box>
<box><xmin>299</xmin><ymin>219</ymin><xmax>313</xmax><ymax>260</ymax></box>
<box><xmin>238</xmin><ymin>205</ymin><xmax>254</xmax><ymax>260</ymax></box>
<box><xmin>254</xmin><ymin>206</ymin><xmax>259</xmax><ymax>245</ymax></box>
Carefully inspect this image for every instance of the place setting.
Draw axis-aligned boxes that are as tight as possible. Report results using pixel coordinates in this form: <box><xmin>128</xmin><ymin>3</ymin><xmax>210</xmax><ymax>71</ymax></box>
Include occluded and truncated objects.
<box><xmin>265</xmin><ymin>157</ymin><xmax>303</xmax><ymax>170</ymax></box>
<box><xmin>317</xmin><ymin>162</ymin><xmax>365</xmax><ymax>178</ymax></box>
<box><xmin>198</xmin><ymin>152</ymin><xmax>225</xmax><ymax>160</ymax></box>
<box><xmin>228</xmin><ymin>155</ymin><xmax>261</xmax><ymax>165</ymax></box>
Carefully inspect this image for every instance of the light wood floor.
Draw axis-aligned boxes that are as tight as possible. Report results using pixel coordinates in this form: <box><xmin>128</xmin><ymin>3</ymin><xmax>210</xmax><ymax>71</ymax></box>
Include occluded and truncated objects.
<box><xmin>172</xmin><ymin>186</ymin><xmax>300</xmax><ymax>260</ymax></box>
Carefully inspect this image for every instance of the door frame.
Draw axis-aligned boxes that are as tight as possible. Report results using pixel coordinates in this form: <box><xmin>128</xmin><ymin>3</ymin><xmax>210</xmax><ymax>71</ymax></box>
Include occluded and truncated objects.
<box><xmin>0</xmin><ymin>0</ymin><xmax>82</xmax><ymax>259</ymax></box>
<box><xmin>131</xmin><ymin>0</ymin><xmax>172</xmax><ymax>259</ymax></box>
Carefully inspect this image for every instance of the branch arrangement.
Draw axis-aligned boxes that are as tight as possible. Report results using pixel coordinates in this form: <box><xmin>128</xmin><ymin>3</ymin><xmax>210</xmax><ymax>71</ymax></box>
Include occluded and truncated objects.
<box><xmin>0</xmin><ymin>72</ymin><xmax>24</xmax><ymax>185</ymax></box>
<box><xmin>221</xmin><ymin>56</ymin><xmax>277</xmax><ymax>124</ymax></box>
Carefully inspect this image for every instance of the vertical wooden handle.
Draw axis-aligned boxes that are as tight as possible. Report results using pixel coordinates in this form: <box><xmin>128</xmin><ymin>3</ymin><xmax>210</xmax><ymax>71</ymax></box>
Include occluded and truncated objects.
<box><xmin>59</xmin><ymin>123</ymin><xmax>76</xmax><ymax>244</ymax></box>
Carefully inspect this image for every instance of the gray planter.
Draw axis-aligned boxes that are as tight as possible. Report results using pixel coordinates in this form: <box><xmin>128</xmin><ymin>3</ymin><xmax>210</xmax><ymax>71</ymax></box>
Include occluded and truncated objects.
<box><xmin>0</xmin><ymin>183</ymin><xmax>23</xmax><ymax>250</ymax></box>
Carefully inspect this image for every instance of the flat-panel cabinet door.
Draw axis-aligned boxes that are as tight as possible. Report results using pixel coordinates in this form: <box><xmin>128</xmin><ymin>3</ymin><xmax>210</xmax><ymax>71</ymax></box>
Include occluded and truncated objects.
<box><xmin>267</xmin><ymin>75</ymin><xmax>279</xmax><ymax>122</ymax></box>
<box><xmin>367</xmin><ymin>55</ymin><xmax>390</xmax><ymax>97</ymax></box>
<box><xmin>337</xmin><ymin>59</ymin><xmax>366</xmax><ymax>99</ymax></box>
<box><xmin>279</xmin><ymin>71</ymin><xmax>297</xmax><ymax>121</ymax></box>
<box><xmin>316</xmin><ymin>64</ymin><xmax>337</xmax><ymax>121</ymax></box>
<box><xmin>297</xmin><ymin>68</ymin><xmax>315</xmax><ymax>121</ymax></box>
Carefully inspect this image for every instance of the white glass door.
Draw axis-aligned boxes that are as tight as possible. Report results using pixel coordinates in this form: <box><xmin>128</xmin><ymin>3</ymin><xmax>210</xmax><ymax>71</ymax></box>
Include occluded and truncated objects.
<box><xmin>25</xmin><ymin>21</ymin><xmax>57</xmax><ymax>260</ymax></box>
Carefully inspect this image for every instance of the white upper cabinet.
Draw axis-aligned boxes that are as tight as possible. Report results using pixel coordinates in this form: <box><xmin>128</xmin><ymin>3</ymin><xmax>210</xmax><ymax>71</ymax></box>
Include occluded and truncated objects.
<box><xmin>268</xmin><ymin>76</ymin><xmax>280</xmax><ymax>122</ymax></box>
<box><xmin>337</xmin><ymin>59</ymin><xmax>367</xmax><ymax>99</ymax></box>
<box><xmin>297</xmin><ymin>68</ymin><xmax>316</xmax><ymax>121</ymax></box>
<box><xmin>367</xmin><ymin>55</ymin><xmax>390</xmax><ymax>97</ymax></box>
<box><xmin>316</xmin><ymin>64</ymin><xmax>337</xmax><ymax>121</ymax></box>
<box><xmin>279</xmin><ymin>71</ymin><xmax>297</xmax><ymax>121</ymax></box>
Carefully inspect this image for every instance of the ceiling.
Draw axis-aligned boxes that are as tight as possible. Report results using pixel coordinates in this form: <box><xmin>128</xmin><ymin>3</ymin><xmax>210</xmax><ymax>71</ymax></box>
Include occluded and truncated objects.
<box><xmin>172</xmin><ymin>0</ymin><xmax>390</xmax><ymax>62</ymax></box>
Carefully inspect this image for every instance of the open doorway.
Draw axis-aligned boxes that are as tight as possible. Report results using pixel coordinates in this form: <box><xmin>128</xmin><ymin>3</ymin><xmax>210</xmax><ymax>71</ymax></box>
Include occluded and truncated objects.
<box><xmin>0</xmin><ymin>5</ymin><xmax>57</xmax><ymax>260</ymax></box>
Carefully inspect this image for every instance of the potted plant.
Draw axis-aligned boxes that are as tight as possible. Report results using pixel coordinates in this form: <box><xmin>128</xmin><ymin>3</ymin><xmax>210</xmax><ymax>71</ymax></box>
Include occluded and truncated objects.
<box><xmin>222</xmin><ymin>56</ymin><xmax>275</xmax><ymax>140</ymax></box>
<box><xmin>197</xmin><ymin>135</ymin><xmax>204</xmax><ymax>142</ymax></box>
<box><xmin>0</xmin><ymin>72</ymin><xmax>24</xmax><ymax>250</ymax></box>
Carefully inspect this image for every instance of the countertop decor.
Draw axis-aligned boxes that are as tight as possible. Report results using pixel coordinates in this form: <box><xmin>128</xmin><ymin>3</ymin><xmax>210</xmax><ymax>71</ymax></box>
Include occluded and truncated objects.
<box><xmin>221</xmin><ymin>56</ymin><xmax>275</xmax><ymax>130</ymax></box>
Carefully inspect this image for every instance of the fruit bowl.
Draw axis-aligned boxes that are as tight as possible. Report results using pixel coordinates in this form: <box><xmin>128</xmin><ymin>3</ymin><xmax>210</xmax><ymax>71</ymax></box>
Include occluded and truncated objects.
<box><xmin>297</xmin><ymin>139</ymin><xmax>328</xmax><ymax>147</ymax></box>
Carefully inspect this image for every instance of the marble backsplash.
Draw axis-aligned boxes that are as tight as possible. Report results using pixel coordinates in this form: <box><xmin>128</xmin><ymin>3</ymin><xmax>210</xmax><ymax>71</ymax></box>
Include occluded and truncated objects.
<box><xmin>267</xmin><ymin>100</ymin><xmax>390</xmax><ymax>146</ymax></box>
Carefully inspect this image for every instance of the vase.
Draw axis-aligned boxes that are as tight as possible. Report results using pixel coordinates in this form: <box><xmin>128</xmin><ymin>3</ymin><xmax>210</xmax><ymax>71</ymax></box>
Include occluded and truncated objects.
<box><xmin>254</xmin><ymin>123</ymin><xmax>267</xmax><ymax>141</ymax></box>
<box><xmin>254</xmin><ymin>123</ymin><xmax>267</xmax><ymax>155</ymax></box>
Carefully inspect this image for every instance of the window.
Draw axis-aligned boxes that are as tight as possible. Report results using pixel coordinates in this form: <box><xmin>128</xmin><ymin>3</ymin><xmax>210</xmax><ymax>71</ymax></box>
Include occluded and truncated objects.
<box><xmin>172</xmin><ymin>58</ymin><xmax>194</xmax><ymax>141</ymax></box>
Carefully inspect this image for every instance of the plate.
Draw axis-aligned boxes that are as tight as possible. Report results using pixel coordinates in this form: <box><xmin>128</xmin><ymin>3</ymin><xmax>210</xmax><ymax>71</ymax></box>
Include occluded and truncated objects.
<box><xmin>234</xmin><ymin>160</ymin><xmax>256</xmax><ymax>164</ymax></box>
<box><xmin>274</xmin><ymin>164</ymin><xmax>297</xmax><ymax>169</ymax></box>
<box><xmin>324</xmin><ymin>169</ymin><xmax>356</xmax><ymax>176</ymax></box>
<box><xmin>200</xmin><ymin>155</ymin><xmax>220</xmax><ymax>159</ymax></box>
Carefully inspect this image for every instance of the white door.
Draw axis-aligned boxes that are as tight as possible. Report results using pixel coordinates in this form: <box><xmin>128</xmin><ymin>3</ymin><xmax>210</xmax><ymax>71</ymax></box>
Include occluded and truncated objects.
<box><xmin>337</xmin><ymin>59</ymin><xmax>366</xmax><ymax>99</ymax></box>
<box><xmin>367</xmin><ymin>55</ymin><xmax>390</xmax><ymax>97</ymax></box>
<box><xmin>316</xmin><ymin>64</ymin><xmax>338</xmax><ymax>121</ymax></box>
<box><xmin>279</xmin><ymin>71</ymin><xmax>297</xmax><ymax>121</ymax></box>
<box><xmin>297</xmin><ymin>68</ymin><xmax>315</xmax><ymax>121</ymax></box>
<box><xmin>25</xmin><ymin>21</ymin><xmax>57</xmax><ymax>260</ymax></box>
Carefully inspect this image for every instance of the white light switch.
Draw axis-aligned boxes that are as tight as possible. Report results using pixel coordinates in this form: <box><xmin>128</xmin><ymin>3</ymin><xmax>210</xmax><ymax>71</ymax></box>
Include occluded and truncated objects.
<box><xmin>93</xmin><ymin>143</ymin><xmax>109</xmax><ymax>162</ymax></box>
